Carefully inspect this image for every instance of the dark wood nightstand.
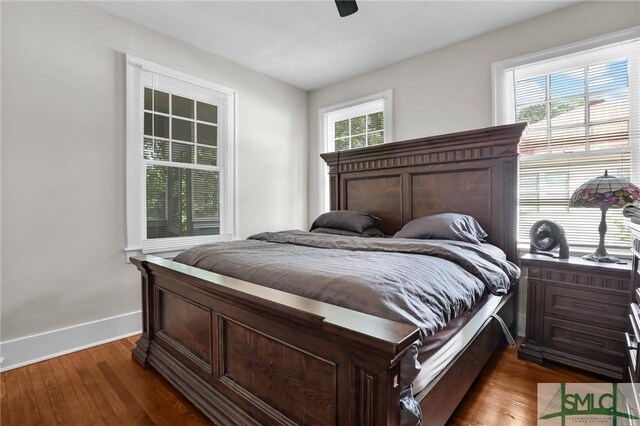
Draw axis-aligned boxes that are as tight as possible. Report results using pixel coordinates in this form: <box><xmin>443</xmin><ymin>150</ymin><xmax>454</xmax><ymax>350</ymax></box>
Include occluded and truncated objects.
<box><xmin>519</xmin><ymin>253</ymin><xmax>631</xmax><ymax>380</ymax></box>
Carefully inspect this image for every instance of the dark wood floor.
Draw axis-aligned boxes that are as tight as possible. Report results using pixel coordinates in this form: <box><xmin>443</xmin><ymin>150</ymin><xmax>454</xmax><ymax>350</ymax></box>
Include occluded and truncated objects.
<box><xmin>0</xmin><ymin>336</ymin><xmax>601</xmax><ymax>425</ymax></box>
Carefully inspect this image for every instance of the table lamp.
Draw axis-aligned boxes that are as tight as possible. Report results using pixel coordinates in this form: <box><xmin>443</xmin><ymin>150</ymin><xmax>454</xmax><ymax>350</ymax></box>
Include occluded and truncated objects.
<box><xmin>569</xmin><ymin>170</ymin><xmax>640</xmax><ymax>263</ymax></box>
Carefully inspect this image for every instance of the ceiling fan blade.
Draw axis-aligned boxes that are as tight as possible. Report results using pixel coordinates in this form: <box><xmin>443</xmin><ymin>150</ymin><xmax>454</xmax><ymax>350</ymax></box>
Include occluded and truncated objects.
<box><xmin>335</xmin><ymin>0</ymin><xmax>358</xmax><ymax>17</ymax></box>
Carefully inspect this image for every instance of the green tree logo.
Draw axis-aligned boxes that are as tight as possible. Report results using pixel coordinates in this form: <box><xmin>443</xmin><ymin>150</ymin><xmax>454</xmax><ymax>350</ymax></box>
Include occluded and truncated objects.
<box><xmin>539</xmin><ymin>383</ymin><xmax>639</xmax><ymax>425</ymax></box>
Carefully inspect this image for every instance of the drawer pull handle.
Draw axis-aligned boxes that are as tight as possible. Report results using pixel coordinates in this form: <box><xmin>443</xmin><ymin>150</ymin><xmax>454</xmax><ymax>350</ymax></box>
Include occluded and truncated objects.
<box><xmin>569</xmin><ymin>335</ymin><xmax>605</xmax><ymax>348</ymax></box>
<box><xmin>627</xmin><ymin>333</ymin><xmax>638</xmax><ymax>373</ymax></box>
<box><xmin>627</xmin><ymin>333</ymin><xmax>638</xmax><ymax>350</ymax></box>
<box><xmin>572</xmin><ymin>302</ymin><xmax>606</xmax><ymax>312</ymax></box>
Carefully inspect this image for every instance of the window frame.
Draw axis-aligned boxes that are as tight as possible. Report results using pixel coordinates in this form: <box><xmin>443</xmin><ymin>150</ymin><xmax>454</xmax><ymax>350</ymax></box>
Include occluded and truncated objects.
<box><xmin>317</xmin><ymin>90</ymin><xmax>393</xmax><ymax>213</ymax></box>
<box><xmin>125</xmin><ymin>56</ymin><xmax>237</xmax><ymax>260</ymax></box>
<box><xmin>492</xmin><ymin>27</ymin><xmax>640</xmax><ymax>251</ymax></box>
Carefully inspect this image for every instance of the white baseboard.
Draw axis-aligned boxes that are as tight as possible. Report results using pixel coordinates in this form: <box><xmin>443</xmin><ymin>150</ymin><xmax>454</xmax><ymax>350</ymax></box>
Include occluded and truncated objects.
<box><xmin>0</xmin><ymin>311</ymin><xmax>142</xmax><ymax>372</ymax></box>
<box><xmin>0</xmin><ymin>308</ymin><xmax>525</xmax><ymax>372</ymax></box>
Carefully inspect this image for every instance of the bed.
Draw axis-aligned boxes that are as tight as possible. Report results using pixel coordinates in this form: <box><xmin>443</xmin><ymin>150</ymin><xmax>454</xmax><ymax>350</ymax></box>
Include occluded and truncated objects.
<box><xmin>130</xmin><ymin>122</ymin><xmax>526</xmax><ymax>425</ymax></box>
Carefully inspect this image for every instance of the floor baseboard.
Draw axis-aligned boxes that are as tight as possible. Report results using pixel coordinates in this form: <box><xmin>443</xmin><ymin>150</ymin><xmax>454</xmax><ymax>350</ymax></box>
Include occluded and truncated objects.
<box><xmin>0</xmin><ymin>311</ymin><xmax>141</xmax><ymax>372</ymax></box>
<box><xmin>0</xmin><ymin>310</ymin><xmax>526</xmax><ymax>372</ymax></box>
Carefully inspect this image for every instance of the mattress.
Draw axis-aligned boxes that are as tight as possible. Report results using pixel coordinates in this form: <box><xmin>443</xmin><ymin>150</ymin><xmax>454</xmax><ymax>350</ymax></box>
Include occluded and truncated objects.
<box><xmin>412</xmin><ymin>293</ymin><xmax>503</xmax><ymax>396</ymax></box>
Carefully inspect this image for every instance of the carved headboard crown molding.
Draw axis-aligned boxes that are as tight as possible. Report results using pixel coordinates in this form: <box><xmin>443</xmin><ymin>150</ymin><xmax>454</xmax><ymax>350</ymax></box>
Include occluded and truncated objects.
<box><xmin>320</xmin><ymin>123</ymin><xmax>526</xmax><ymax>262</ymax></box>
<box><xmin>321</xmin><ymin>123</ymin><xmax>526</xmax><ymax>173</ymax></box>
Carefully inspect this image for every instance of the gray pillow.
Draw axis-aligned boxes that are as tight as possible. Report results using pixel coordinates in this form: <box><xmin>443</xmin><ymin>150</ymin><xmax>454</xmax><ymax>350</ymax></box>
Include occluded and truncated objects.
<box><xmin>310</xmin><ymin>211</ymin><xmax>380</xmax><ymax>234</ymax></box>
<box><xmin>310</xmin><ymin>227</ymin><xmax>385</xmax><ymax>238</ymax></box>
<box><xmin>393</xmin><ymin>213</ymin><xmax>488</xmax><ymax>245</ymax></box>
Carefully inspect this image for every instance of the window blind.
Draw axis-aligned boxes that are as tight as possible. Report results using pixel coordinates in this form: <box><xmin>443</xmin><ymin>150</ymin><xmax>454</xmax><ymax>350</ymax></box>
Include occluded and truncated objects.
<box><xmin>505</xmin><ymin>38</ymin><xmax>639</xmax><ymax>248</ymax></box>
<box><xmin>129</xmin><ymin>60</ymin><xmax>235</xmax><ymax>254</ymax></box>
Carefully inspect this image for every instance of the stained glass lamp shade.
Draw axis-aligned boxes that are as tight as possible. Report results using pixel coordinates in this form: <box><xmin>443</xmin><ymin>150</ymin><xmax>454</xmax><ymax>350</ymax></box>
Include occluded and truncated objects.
<box><xmin>569</xmin><ymin>170</ymin><xmax>640</xmax><ymax>263</ymax></box>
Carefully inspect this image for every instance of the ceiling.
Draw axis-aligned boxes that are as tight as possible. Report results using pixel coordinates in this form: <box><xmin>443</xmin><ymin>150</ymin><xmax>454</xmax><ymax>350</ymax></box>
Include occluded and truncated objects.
<box><xmin>91</xmin><ymin>1</ymin><xmax>578</xmax><ymax>90</ymax></box>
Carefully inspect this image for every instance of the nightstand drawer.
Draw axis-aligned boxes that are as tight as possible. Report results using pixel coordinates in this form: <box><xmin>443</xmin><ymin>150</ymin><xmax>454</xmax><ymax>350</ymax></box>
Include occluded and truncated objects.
<box><xmin>543</xmin><ymin>317</ymin><xmax>625</xmax><ymax>367</ymax></box>
<box><xmin>543</xmin><ymin>284</ymin><xmax>627</xmax><ymax>331</ymax></box>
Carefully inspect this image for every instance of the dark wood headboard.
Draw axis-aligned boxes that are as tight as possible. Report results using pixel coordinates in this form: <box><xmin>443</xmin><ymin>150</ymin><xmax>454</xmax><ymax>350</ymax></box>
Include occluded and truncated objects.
<box><xmin>320</xmin><ymin>123</ymin><xmax>526</xmax><ymax>262</ymax></box>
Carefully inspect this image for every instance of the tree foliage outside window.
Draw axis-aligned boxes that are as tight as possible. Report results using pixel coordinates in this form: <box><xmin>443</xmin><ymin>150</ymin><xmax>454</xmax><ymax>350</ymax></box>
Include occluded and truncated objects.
<box><xmin>516</xmin><ymin>98</ymin><xmax>585</xmax><ymax>126</ymax></box>
<box><xmin>334</xmin><ymin>111</ymin><xmax>384</xmax><ymax>151</ymax></box>
<box><xmin>144</xmin><ymin>88</ymin><xmax>221</xmax><ymax>239</ymax></box>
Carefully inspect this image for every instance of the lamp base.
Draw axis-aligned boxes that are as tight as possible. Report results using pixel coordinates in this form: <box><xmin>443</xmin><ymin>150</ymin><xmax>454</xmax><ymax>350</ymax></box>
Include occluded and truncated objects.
<box><xmin>581</xmin><ymin>252</ymin><xmax>620</xmax><ymax>263</ymax></box>
<box><xmin>580</xmin><ymin>205</ymin><xmax>619</xmax><ymax>263</ymax></box>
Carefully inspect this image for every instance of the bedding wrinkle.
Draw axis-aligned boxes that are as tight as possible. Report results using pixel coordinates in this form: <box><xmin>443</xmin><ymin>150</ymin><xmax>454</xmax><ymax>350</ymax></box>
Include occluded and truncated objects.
<box><xmin>174</xmin><ymin>231</ymin><xmax>519</xmax><ymax>339</ymax></box>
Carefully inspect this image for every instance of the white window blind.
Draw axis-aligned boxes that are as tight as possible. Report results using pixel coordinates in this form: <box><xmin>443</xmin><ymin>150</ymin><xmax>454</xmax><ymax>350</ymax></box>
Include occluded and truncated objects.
<box><xmin>495</xmin><ymin>35</ymin><xmax>639</xmax><ymax>249</ymax></box>
<box><xmin>126</xmin><ymin>57</ymin><xmax>236</xmax><ymax>256</ymax></box>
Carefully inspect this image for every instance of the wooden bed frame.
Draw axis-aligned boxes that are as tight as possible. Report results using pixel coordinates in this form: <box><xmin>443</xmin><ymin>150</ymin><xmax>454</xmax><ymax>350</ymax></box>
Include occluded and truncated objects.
<box><xmin>130</xmin><ymin>123</ymin><xmax>526</xmax><ymax>425</ymax></box>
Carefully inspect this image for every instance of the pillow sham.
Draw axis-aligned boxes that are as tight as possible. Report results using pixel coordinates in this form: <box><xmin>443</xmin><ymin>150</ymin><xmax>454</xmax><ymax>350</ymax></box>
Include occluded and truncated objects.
<box><xmin>310</xmin><ymin>227</ymin><xmax>385</xmax><ymax>238</ymax></box>
<box><xmin>393</xmin><ymin>213</ymin><xmax>488</xmax><ymax>245</ymax></box>
<box><xmin>309</xmin><ymin>210</ymin><xmax>380</xmax><ymax>234</ymax></box>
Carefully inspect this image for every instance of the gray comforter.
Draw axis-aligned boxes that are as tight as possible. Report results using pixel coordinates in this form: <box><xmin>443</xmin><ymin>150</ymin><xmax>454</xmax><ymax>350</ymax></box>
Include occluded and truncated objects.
<box><xmin>174</xmin><ymin>230</ymin><xmax>520</xmax><ymax>339</ymax></box>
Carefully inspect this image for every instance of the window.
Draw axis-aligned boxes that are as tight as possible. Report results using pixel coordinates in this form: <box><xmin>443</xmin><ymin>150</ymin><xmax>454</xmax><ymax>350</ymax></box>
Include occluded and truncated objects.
<box><xmin>318</xmin><ymin>90</ymin><xmax>393</xmax><ymax>211</ymax></box>
<box><xmin>325</xmin><ymin>95</ymin><xmax>391</xmax><ymax>152</ymax></box>
<box><xmin>493</xmin><ymin>29</ymin><xmax>639</xmax><ymax>249</ymax></box>
<box><xmin>332</xmin><ymin>109</ymin><xmax>385</xmax><ymax>151</ymax></box>
<box><xmin>126</xmin><ymin>56</ymin><xmax>236</xmax><ymax>257</ymax></box>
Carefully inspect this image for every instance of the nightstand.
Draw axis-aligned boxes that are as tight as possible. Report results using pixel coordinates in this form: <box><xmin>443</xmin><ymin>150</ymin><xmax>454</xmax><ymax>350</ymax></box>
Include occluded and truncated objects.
<box><xmin>519</xmin><ymin>253</ymin><xmax>631</xmax><ymax>380</ymax></box>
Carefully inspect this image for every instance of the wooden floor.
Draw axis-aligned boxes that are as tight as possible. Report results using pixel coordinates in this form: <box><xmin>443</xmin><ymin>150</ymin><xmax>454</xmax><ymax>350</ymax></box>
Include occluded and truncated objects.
<box><xmin>0</xmin><ymin>337</ymin><xmax>601</xmax><ymax>425</ymax></box>
<box><xmin>447</xmin><ymin>341</ymin><xmax>602</xmax><ymax>426</ymax></box>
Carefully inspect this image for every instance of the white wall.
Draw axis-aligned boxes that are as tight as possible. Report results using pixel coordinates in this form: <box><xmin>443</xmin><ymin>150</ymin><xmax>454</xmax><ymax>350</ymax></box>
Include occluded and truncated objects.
<box><xmin>307</xmin><ymin>1</ymin><xmax>640</xmax><ymax>225</ymax></box>
<box><xmin>0</xmin><ymin>1</ymin><xmax>308</xmax><ymax>355</ymax></box>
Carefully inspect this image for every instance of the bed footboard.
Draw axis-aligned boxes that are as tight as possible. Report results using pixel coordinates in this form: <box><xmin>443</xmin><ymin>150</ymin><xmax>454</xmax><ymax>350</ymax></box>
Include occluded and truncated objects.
<box><xmin>131</xmin><ymin>255</ymin><xmax>421</xmax><ymax>425</ymax></box>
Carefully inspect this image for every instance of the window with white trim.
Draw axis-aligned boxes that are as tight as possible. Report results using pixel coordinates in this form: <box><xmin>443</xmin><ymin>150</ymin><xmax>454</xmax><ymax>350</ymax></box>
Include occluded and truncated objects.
<box><xmin>326</xmin><ymin>96</ymin><xmax>391</xmax><ymax>152</ymax></box>
<box><xmin>319</xmin><ymin>91</ymin><xmax>393</xmax><ymax>212</ymax></box>
<box><xmin>126</xmin><ymin>57</ymin><xmax>236</xmax><ymax>256</ymax></box>
<box><xmin>493</xmin><ymin>31</ymin><xmax>639</xmax><ymax>249</ymax></box>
